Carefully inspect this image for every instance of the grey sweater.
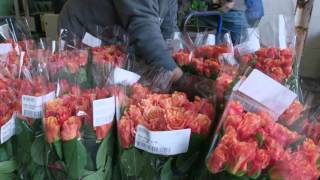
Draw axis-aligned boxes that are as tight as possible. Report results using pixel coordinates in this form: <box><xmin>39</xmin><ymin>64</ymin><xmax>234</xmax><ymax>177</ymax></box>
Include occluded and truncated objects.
<box><xmin>59</xmin><ymin>0</ymin><xmax>178</xmax><ymax>70</ymax></box>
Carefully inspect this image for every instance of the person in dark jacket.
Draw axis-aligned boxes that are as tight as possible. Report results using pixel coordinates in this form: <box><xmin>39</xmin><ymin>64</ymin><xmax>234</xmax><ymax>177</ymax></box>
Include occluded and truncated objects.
<box><xmin>59</xmin><ymin>0</ymin><xmax>183</xmax><ymax>82</ymax></box>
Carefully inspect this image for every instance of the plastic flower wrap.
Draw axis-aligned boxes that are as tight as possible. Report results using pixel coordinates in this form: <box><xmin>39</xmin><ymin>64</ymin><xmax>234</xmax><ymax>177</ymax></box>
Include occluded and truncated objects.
<box><xmin>173</xmin><ymin>44</ymin><xmax>230</xmax><ymax>79</ymax></box>
<box><xmin>172</xmin><ymin>33</ymin><xmax>233</xmax><ymax>80</ymax></box>
<box><xmin>42</xmin><ymin>82</ymin><xmax>117</xmax><ymax>179</ymax></box>
<box><xmin>48</xmin><ymin>49</ymin><xmax>90</xmax><ymax>88</ymax></box>
<box><xmin>215</xmin><ymin>64</ymin><xmax>240</xmax><ymax>102</ymax></box>
<box><xmin>236</xmin><ymin>15</ymin><xmax>299</xmax><ymax>92</ymax></box>
<box><xmin>206</xmin><ymin>70</ymin><xmax>320</xmax><ymax>180</ymax></box>
<box><xmin>0</xmin><ymin>77</ymin><xmax>18</xmax><ymax>178</ymax></box>
<box><xmin>117</xmin><ymin>83</ymin><xmax>215</xmax><ymax>179</ymax></box>
<box><xmin>91</xmin><ymin>45</ymin><xmax>127</xmax><ymax>87</ymax></box>
<box><xmin>239</xmin><ymin>48</ymin><xmax>294</xmax><ymax>83</ymax></box>
<box><xmin>11</xmin><ymin>49</ymin><xmax>57</xmax><ymax>120</ymax></box>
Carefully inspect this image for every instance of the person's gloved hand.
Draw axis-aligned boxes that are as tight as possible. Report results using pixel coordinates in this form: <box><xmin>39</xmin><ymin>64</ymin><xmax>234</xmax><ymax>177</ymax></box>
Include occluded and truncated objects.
<box><xmin>172</xmin><ymin>73</ymin><xmax>215</xmax><ymax>98</ymax></box>
<box><xmin>172</xmin><ymin>67</ymin><xmax>183</xmax><ymax>82</ymax></box>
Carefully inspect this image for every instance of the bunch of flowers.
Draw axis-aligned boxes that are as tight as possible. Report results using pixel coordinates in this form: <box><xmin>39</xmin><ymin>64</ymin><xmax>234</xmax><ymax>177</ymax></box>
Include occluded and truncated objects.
<box><xmin>43</xmin><ymin>83</ymin><xmax>115</xmax><ymax>179</ymax></box>
<box><xmin>172</xmin><ymin>45</ymin><xmax>230</xmax><ymax>79</ymax></box>
<box><xmin>0</xmin><ymin>77</ymin><xmax>19</xmax><ymax>178</ymax></box>
<box><xmin>117</xmin><ymin>83</ymin><xmax>215</xmax><ymax>179</ymax></box>
<box><xmin>279</xmin><ymin>100</ymin><xmax>305</xmax><ymax>127</ymax></box>
<box><xmin>240</xmin><ymin>48</ymin><xmax>294</xmax><ymax>83</ymax></box>
<box><xmin>298</xmin><ymin>107</ymin><xmax>320</xmax><ymax>146</ymax></box>
<box><xmin>92</xmin><ymin>45</ymin><xmax>126</xmax><ymax>67</ymax></box>
<box><xmin>0</xmin><ymin>78</ymin><xmax>17</xmax><ymax>127</ymax></box>
<box><xmin>44</xmin><ymin>84</ymin><xmax>113</xmax><ymax>143</ymax></box>
<box><xmin>215</xmin><ymin>65</ymin><xmax>239</xmax><ymax>101</ymax></box>
<box><xmin>207</xmin><ymin>101</ymin><xmax>320</xmax><ymax>180</ymax></box>
<box><xmin>48</xmin><ymin>50</ymin><xmax>89</xmax><ymax>88</ymax></box>
<box><xmin>0</xmin><ymin>45</ymin><xmax>31</xmax><ymax>78</ymax></box>
<box><xmin>91</xmin><ymin>45</ymin><xmax>127</xmax><ymax>87</ymax></box>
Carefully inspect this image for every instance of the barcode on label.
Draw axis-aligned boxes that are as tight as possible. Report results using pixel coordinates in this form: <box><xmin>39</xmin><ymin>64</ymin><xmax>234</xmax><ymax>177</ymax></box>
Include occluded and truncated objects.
<box><xmin>1</xmin><ymin>114</ymin><xmax>16</xmax><ymax>144</ymax></box>
<box><xmin>136</xmin><ymin>141</ymin><xmax>171</xmax><ymax>155</ymax></box>
<box><xmin>22</xmin><ymin>96</ymin><xmax>37</xmax><ymax>104</ymax></box>
<box><xmin>22</xmin><ymin>91</ymin><xmax>55</xmax><ymax>119</ymax></box>
<box><xmin>23</xmin><ymin>110</ymin><xmax>42</xmax><ymax>119</ymax></box>
<box><xmin>241</xmin><ymin>100</ymin><xmax>261</xmax><ymax>113</ymax></box>
<box><xmin>134</xmin><ymin>125</ymin><xmax>191</xmax><ymax>156</ymax></box>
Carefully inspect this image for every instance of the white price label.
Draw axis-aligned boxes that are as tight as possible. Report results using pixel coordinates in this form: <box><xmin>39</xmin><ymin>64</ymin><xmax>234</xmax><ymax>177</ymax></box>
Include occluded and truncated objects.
<box><xmin>1</xmin><ymin>114</ymin><xmax>16</xmax><ymax>144</ymax></box>
<box><xmin>113</xmin><ymin>68</ymin><xmax>141</xmax><ymax>85</ymax></box>
<box><xmin>0</xmin><ymin>43</ymin><xmax>13</xmax><ymax>55</ymax></box>
<box><xmin>22</xmin><ymin>91</ymin><xmax>56</xmax><ymax>119</ymax></box>
<box><xmin>93</xmin><ymin>96</ymin><xmax>115</xmax><ymax>127</ymax></box>
<box><xmin>238</xmin><ymin>69</ymin><xmax>297</xmax><ymax>119</ymax></box>
<box><xmin>82</xmin><ymin>32</ymin><xmax>102</xmax><ymax>48</ymax></box>
<box><xmin>278</xmin><ymin>15</ymin><xmax>287</xmax><ymax>49</ymax></box>
<box><xmin>135</xmin><ymin>125</ymin><xmax>191</xmax><ymax>156</ymax></box>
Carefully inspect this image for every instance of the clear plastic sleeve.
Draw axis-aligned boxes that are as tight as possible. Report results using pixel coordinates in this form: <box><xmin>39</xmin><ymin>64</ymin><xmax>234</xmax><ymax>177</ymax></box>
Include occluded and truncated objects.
<box><xmin>42</xmin><ymin>81</ymin><xmax>117</xmax><ymax>179</ymax></box>
<box><xmin>206</xmin><ymin>75</ymin><xmax>320</xmax><ymax>180</ymax></box>
<box><xmin>116</xmin><ymin>81</ymin><xmax>216</xmax><ymax>179</ymax></box>
<box><xmin>236</xmin><ymin>14</ymin><xmax>300</xmax><ymax>92</ymax></box>
<box><xmin>172</xmin><ymin>32</ymin><xmax>234</xmax><ymax>80</ymax></box>
<box><xmin>89</xmin><ymin>26</ymin><xmax>130</xmax><ymax>88</ymax></box>
<box><xmin>47</xmin><ymin>45</ymin><xmax>90</xmax><ymax>89</ymax></box>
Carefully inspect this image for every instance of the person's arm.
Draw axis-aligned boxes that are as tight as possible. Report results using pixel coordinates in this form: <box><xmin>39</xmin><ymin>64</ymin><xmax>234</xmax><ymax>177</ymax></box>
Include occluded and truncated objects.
<box><xmin>161</xmin><ymin>0</ymin><xmax>179</xmax><ymax>40</ymax></box>
<box><xmin>113</xmin><ymin>0</ymin><xmax>178</xmax><ymax>72</ymax></box>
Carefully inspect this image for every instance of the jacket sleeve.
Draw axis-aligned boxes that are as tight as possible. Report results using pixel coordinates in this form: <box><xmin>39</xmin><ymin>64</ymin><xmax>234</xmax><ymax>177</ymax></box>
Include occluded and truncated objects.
<box><xmin>58</xmin><ymin>0</ymin><xmax>86</xmax><ymax>38</ymax></box>
<box><xmin>113</xmin><ymin>0</ymin><xmax>177</xmax><ymax>71</ymax></box>
<box><xmin>161</xmin><ymin>0</ymin><xmax>179</xmax><ymax>40</ymax></box>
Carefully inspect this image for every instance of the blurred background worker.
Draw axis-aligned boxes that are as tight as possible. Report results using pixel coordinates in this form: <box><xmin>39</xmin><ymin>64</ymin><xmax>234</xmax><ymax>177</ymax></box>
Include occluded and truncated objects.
<box><xmin>200</xmin><ymin>0</ymin><xmax>264</xmax><ymax>45</ymax></box>
<box><xmin>59</xmin><ymin>0</ymin><xmax>183</xmax><ymax>83</ymax></box>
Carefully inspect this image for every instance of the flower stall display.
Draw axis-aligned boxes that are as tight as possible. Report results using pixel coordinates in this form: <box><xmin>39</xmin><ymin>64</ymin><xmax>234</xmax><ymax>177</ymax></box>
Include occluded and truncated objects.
<box><xmin>117</xmin><ymin>83</ymin><xmax>215</xmax><ymax>179</ymax></box>
<box><xmin>42</xmin><ymin>83</ymin><xmax>116</xmax><ymax>179</ymax></box>
<box><xmin>206</xmin><ymin>69</ymin><xmax>320</xmax><ymax>180</ymax></box>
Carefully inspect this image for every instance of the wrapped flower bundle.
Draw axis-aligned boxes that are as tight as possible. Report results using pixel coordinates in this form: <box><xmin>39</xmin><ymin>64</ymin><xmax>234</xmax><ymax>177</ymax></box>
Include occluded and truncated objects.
<box><xmin>173</xmin><ymin>45</ymin><xmax>230</xmax><ymax>79</ymax></box>
<box><xmin>117</xmin><ymin>84</ymin><xmax>215</xmax><ymax>179</ymax></box>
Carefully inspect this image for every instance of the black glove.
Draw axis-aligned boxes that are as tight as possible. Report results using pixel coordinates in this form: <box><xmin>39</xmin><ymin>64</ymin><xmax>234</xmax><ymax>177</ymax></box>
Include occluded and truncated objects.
<box><xmin>172</xmin><ymin>73</ymin><xmax>215</xmax><ymax>98</ymax></box>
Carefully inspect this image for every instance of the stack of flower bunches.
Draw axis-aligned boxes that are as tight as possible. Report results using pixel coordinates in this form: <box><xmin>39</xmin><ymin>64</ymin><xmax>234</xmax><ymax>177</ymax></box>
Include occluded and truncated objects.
<box><xmin>207</xmin><ymin>100</ymin><xmax>320</xmax><ymax>180</ymax></box>
<box><xmin>117</xmin><ymin>83</ymin><xmax>215</xmax><ymax>179</ymax></box>
<box><xmin>172</xmin><ymin>45</ymin><xmax>230</xmax><ymax>79</ymax></box>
